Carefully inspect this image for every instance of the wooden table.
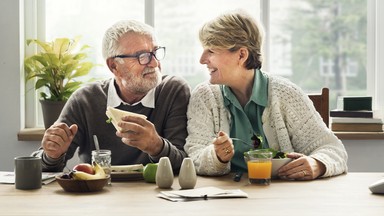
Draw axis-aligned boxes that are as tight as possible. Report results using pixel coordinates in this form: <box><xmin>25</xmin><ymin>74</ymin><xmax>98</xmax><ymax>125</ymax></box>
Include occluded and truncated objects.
<box><xmin>1</xmin><ymin>172</ymin><xmax>383</xmax><ymax>216</ymax></box>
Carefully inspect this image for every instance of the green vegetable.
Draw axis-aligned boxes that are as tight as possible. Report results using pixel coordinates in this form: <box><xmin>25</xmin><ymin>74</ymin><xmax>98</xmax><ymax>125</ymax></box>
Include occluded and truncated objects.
<box><xmin>273</xmin><ymin>151</ymin><xmax>287</xmax><ymax>159</ymax></box>
<box><xmin>243</xmin><ymin>148</ymin><xmax>287</xmax><ymax>159</ymax></box>
<box><xmin>251</xmin><ymin>134</ymin><xmax>263</xmax><ymax>149</ymax></box>
<box><xmin>244</xmin><ymin>133</ymin><xmax>287</xmax><ymax>159</ymax></box>
<box><xmin>106</xmin><ymin>117</ymin><xmax>112</xmax><ymax>124</ymax></box>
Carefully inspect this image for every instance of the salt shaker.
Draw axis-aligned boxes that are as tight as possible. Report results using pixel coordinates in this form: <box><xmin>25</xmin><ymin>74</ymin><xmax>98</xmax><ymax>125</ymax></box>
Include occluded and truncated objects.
<box><xmin>178</xmin><ymin>158</ymin><xmax>197</xmax><ymax>189</ymax></box>
<box><xmin>156</xmin><ymin>157</ymin><xmax>174</xmax><ymax>189</ymax></box>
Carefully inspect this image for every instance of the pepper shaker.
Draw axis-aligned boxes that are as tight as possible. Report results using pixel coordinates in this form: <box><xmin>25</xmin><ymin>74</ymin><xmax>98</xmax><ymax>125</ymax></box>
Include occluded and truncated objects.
<box><xmin>156</xmin><ymin>157</ymin><xmax>174</xmax><ymax>189</ymax></box>
<box><xmin>178</xmin><ymin>158</ymin><xmax>197</xmax><ymax>189</ymax></box>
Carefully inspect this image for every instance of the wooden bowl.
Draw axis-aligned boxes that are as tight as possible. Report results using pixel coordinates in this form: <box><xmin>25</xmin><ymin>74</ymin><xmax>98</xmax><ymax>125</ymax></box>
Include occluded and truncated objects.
<box><xmin>56</xmin><ymin>175</ymin><xmax>108</xmax><ymax>192</ymax></box>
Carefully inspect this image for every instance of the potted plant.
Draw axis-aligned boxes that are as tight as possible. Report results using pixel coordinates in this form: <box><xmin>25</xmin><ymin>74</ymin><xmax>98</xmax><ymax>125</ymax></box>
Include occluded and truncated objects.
<box><xmin>24</xmin><ymin>36</ymin><xmax>97</xmax><ymax>129</ymax></box>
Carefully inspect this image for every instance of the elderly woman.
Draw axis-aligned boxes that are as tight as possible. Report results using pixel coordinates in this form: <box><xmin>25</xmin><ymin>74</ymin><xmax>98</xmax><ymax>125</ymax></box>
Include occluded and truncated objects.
<box><xmin>184</xmin><ymin>9</ymin><xmax>348</xmax><ymax>180</ymax></box>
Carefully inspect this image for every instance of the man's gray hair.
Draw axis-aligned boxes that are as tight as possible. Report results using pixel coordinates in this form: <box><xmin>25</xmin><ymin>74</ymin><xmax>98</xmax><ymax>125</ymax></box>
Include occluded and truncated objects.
<box><xmin>102</xmin><ymin>20</ymin><xmax>155</xmax><ymax>60</ymax></box>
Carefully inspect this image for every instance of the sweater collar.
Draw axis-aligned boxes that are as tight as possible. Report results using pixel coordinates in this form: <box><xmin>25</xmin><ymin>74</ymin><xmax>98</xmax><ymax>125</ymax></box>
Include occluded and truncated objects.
<box><xmin>107</xmin><ymin>78</ymin><xmax>155</xmax><ymax>108</ymax></box>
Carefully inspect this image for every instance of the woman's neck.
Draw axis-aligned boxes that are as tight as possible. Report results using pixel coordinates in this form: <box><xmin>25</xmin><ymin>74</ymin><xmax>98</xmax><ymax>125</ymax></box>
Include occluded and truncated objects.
<box><xmin>229</xmin><ymin>69</ymin><xmax>255</xmax><ymax>107</ymax></box>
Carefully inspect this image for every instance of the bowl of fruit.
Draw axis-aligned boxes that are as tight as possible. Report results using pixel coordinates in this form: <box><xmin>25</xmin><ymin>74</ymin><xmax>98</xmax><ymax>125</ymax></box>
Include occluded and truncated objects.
<box><xmin>56</xmin><ymin>161</ymin><xmax>108</xmax><ymax>192</ymax></box>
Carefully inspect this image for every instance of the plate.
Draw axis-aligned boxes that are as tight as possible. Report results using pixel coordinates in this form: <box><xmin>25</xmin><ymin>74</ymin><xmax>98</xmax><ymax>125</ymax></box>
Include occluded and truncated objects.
<box><xmin>110</xmin><ymin>164</ymin><xmax>144</xmax><ymax>181</ymax></box>
<box><xmin>111</xmin><ymin>172</ymin><xmax>143</xmax><ymax>181</ymax></box>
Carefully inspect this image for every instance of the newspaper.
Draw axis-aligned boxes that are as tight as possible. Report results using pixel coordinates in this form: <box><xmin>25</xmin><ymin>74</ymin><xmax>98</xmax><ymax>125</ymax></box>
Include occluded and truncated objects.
<box><xmin>0</xmin><ymin>171</ymin><xmax>61</xmax><ymax>185</ymax></box>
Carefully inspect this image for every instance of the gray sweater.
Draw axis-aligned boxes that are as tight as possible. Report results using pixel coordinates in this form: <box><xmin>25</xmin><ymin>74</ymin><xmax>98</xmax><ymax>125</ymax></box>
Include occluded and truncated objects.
<box><xmin>33</xmin><ymin>75</ymin><xmax>191</xmax><ymax>172</ymax></box>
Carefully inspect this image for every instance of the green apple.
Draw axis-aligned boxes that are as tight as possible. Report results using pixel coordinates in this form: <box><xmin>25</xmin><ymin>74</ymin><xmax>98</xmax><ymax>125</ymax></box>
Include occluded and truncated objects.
<box><xmin>143</xmin><ymin>163</ymin><xmax>158</xmax><ymax>183</ymax></box>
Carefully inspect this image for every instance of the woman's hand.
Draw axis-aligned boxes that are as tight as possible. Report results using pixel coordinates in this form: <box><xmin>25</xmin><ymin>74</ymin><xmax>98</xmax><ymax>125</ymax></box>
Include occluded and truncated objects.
<box><xmin>213</xmin><ymin>131</ymin><xmax>234</xmax><ymax>163</ymax></box>
<box><xmin>277</xmin><ymin>152</ymin><xmax>326</xmax><ymax>180</ymax></box>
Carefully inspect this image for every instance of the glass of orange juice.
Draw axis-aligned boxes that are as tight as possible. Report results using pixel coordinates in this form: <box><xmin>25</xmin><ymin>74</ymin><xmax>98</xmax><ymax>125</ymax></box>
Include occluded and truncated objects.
<box><xmin>244</xmin><ymin>149</ymin><xmax>273</xmax><ymax>185</ymax></box>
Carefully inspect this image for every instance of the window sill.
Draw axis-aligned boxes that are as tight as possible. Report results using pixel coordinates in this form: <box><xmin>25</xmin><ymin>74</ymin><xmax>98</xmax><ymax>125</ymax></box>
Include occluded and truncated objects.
<box><xmin>18</xmin><ymin>128</ymin><xmax>45</xmax><ymax>141</ymax></box>
<box><xmin>17</xmin><ymin>128</ymin><xmax>384</xmax><ymax>141</ymax></box>
<box><xmin>333</xmin><ymin>131</ymin><xmax>384</xmax><ymax>140</ymax></box>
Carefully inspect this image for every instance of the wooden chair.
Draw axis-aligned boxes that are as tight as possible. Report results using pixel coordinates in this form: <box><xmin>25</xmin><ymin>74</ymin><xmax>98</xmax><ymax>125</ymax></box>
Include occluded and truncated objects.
<box><xmin>308</xmin><ymin>88</ymin><xmax>329</xmax><ymax>127</ymax></box>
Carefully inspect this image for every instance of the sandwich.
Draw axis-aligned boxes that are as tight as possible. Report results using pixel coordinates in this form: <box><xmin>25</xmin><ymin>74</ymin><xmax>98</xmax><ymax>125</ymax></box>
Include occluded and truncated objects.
<box><xmin>105</xmin><ymin>106</ymin><xmax>147</xmax><ymax>131</ymax></box>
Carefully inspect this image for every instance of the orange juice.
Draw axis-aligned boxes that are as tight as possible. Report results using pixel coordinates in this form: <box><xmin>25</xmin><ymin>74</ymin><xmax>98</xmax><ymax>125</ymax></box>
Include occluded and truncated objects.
<box><xmin>244</xmin><ymin>149</ymin><xmax>273</xmax><ymax>185</ymax></box>
<box><xmin>247</xmin><ymin>160</ymin><xmax>272</xmax><ymax>184</ymax></box>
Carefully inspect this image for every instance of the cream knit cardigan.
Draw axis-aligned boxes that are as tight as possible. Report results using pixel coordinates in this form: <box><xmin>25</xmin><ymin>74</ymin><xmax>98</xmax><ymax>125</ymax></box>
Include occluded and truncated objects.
<box><xmin>185</xmin><ymin>74</ymin><xmax>348</xmax><ymax>177</ymax></box>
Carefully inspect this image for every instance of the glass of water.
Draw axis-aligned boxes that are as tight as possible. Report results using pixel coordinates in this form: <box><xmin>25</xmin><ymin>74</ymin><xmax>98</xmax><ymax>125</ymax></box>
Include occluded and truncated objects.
<box><xmin>91</xmin><ymin>149</ymin><xmax>112</xmax><ymax>185</ymax></box>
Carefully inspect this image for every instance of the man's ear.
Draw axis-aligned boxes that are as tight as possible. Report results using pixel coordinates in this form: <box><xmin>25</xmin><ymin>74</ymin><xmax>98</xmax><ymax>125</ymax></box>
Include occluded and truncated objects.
<box><xmin>106</xmin><ymin>58</ymin><xmax>117</xmax><ymax>73</ymax></box>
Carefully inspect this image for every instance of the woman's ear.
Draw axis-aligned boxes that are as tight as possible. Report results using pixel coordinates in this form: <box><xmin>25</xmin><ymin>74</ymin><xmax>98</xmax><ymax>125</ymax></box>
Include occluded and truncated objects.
<box><xmin>238</xmin><ymin>47</ymin><xmax>249</xmax><ymax>65</ymax></box>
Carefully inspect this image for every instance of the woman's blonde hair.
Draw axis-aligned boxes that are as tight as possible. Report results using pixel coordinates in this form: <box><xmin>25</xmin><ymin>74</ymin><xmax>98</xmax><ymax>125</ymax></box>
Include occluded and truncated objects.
<box><xmin>199</xmin><ymin>9</ymin><xmax>264</xmax><ymax>69</ymax></box>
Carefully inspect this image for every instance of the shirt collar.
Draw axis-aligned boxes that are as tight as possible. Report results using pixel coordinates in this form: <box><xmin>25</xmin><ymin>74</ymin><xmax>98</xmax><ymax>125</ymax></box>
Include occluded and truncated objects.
<box><xmin>222</xmin><ymin>69</ymin><xmax>268</xmax><ymax>107</ymax></box>
<box><xmin>107</xmin><ymin>78</ymin><xmax>155</xmax><ymax>108</ymax></box>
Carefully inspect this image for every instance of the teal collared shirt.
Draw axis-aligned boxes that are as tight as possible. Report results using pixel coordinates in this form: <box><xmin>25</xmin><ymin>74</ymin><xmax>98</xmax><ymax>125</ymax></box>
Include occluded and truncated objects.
<box><xmin>221</xmin><ymin>69</ymin><xmax>269</xmax><ymax>172</ymax></box>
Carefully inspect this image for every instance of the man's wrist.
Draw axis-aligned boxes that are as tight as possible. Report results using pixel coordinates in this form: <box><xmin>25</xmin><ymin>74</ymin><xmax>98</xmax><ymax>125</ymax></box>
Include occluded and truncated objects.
<box><xmin>42</xmin><ymin>152</ymin><xmax>65</xmax><ymax>166</ymax></box>
<box><xmin>151</xmin><ymin>137</ymin><xmax>165</xmax><ymax>156</ymax></box>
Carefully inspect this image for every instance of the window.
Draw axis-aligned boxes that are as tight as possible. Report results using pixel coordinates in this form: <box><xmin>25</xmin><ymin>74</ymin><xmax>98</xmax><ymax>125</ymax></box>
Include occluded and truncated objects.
<box><xmin>154</xmin><ymin>0</ymin><xmax>260</xmax><ymax>88</ymax></box>
<box><xmin>267</xmin><ymin>0</ymin><xmax>368</xmax><ymax>109</ymax></box>
<box><xmin>25</xmin><ymin>0</ymin><xmax>145</xmax><ymax>127</ymax></box>
<box><xmin>24</xmin><ymin>0</ymin><xmax>379</xmax><ymax>128</ymax></box>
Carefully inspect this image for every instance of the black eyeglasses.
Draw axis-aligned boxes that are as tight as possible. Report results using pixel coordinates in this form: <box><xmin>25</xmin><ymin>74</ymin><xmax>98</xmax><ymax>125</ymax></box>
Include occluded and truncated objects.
<box><xmin>113</xmin><ymin>47</ymin><xmax>166</xmax><ymax>65</ymax></box>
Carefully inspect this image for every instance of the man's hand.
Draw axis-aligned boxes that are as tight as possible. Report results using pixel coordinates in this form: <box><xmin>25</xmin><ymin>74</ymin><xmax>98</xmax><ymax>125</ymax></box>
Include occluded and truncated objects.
<box><xmin>42</xmin><ymin>123</ymin><xmax>78</xmax><ymax>159</ymax></box>
<box><xmin>116</xmin><ymin>115</ymin><xmax>163</xmax><ymax>156</ymax></box>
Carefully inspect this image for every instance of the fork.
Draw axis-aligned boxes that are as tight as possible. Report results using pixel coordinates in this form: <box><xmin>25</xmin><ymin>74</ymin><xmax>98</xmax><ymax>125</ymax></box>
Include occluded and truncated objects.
<box><xmin>230</xmin><ymin>137</ymin><xmax>253</xmax><ymax>148</ymax></box>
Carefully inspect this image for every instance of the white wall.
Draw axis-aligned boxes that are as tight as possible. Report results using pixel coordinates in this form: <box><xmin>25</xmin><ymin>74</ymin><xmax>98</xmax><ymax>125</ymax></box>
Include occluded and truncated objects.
<box><xmin>0</xmin><ymin>0</ymin><xmax>41</xmax><ymax>171</ymax></box>
<box><xmin>0</xmin><ymin>0</ymin><xmax>383</xmax><ymax>172</ymax></box>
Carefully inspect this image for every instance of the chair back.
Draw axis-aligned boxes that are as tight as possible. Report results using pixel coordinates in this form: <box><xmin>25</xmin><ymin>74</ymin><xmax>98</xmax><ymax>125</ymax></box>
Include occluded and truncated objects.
<box><xmin>308</xmin><ymin>88</ymin><xmax>329</xmax><ymax>127</ymax></box>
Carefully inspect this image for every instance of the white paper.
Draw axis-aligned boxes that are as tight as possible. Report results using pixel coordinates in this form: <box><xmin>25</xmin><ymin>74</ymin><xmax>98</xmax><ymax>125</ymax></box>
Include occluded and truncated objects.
<box><xmin>158</xmin><ymin>186</ymin><xmax>248</xmax><ymax>202</ymax></box>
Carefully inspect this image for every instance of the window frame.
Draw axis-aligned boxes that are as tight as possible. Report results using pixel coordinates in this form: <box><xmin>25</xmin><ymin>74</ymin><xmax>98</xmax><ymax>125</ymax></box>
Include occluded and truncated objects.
<box><xmin>23</xmin><ymin>0</ymin><xmax>382</xmax><ymax>129</ymax></box>
<box><xmin>261</xmin><ymin>0</ymin><xmax>381</xmax><ymax>111</ymax></box>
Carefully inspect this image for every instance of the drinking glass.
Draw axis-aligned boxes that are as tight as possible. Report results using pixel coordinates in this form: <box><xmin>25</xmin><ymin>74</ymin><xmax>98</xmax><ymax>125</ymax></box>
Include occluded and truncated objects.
<box><xmin>244</xmin><ymin>149</ymin><xmax>273</xmax><ymax>185</ymax></box>
<box><xmin>91</xmin><ymin>150</ymin><xmax>111</xmax><ymax>185</ymax></box>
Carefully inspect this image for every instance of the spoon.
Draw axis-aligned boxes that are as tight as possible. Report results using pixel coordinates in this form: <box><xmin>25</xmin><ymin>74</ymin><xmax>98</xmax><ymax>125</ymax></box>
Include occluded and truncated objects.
<box><xmin>93</xmin><ymin>135</ymin><xmax>100</xmax><ymax>151</ymax></box>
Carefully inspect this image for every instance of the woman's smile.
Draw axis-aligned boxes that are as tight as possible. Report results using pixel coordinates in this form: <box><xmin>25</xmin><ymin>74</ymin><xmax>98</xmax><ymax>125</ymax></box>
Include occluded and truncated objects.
<box><xmin>208</xmin><ymin>67</ymin><xmax>218</xmax><ymax>75</ymax></box>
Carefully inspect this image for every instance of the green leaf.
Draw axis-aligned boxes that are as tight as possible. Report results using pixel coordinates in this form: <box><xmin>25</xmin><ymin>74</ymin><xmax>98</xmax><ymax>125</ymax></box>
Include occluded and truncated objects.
<box><xmin>24</xmin><ymin>36</ymin><xmax>99</xmax><ymax>101</ymax></box>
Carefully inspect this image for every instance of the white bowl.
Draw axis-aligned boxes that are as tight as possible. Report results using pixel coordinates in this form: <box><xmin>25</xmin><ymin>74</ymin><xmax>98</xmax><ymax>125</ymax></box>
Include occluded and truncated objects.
<box><xmin>272</xmin><ymin>158</ymin><xmax>292</xmax><ymax>178</ymax></box>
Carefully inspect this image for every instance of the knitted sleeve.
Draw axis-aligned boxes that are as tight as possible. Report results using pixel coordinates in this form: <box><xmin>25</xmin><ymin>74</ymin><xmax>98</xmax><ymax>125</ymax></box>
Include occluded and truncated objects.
<box><xmin>262</xmin><ymin>75</ymin><xmax>348</xmax><ymax>177</ymax></box>
<box><xmin>184</xmin><ymin>82</ymin><xmax>231</xmax><ymax>176</ymax></box>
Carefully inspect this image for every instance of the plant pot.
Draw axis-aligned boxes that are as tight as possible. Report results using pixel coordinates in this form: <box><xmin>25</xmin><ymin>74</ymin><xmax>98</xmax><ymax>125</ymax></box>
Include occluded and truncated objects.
<box><xmin>40</xmin><ymin>100</ymin><xmax>66</xmax><ymax>129</ymax></box>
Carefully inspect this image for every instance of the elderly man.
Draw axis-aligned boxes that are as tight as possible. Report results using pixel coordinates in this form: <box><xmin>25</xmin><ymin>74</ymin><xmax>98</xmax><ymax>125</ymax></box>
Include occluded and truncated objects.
<box><xmin>32</xmin><ymin>20</ymin><xmax>190</xmax><ymax>172</ymax></box>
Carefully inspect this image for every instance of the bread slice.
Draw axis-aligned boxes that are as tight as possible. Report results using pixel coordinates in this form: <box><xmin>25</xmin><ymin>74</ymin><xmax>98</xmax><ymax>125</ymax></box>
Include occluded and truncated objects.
<box><xmin>105</xmin><ymin>106</ymin><xmax>147</xmax><ymax>131</ymax></box>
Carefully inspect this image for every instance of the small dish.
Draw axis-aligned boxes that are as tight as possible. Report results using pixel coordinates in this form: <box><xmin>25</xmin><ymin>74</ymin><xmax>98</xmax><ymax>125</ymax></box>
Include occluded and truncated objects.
<box><xmin>56</xmin><ymin>175</ymin><xmax>108</xmax><ymax>192</ymax></box>
<box><xmin>110</xmin><ymin>164</ymin><xmax>144</xmax><ymax>181</ymax></box>
<box><xmin>272</xmin><ymin>158</ymin><xmax>293</xmax><ymax>178</ymax></box>
<box><xmin>111</xmin><ymin>172</ymin><xmax>143</xmax><ymax>181</ymax></box>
